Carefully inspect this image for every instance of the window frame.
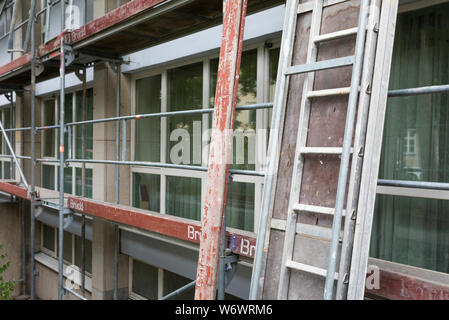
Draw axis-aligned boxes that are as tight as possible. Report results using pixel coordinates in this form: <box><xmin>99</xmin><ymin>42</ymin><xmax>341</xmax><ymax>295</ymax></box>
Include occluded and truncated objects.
<box><xmin>40</xmin><ymin>222</ymin><xmax>93</xmax><ymax>277</ymax></box>
<box><xmin>130</xmin><ymin>40</ymin><xmax>280</xmax><ymax>233</ymax></box>
<box><xmin>0</xmin><ymin>104</ymin><xmax>14</xmax><ymax>179</ymax></box>
<box><xmin>40</xmin><ymin>88</ymin><xmax>94</xmax><ymax>195</ymax></box>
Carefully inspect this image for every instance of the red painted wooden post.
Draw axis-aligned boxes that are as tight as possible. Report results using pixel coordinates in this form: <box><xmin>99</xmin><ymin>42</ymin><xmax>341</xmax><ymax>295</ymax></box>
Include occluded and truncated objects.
<box><xmin>194</xmin><ymin>0</ymin><xmax>247</xmax><ymax>300</ymax></box>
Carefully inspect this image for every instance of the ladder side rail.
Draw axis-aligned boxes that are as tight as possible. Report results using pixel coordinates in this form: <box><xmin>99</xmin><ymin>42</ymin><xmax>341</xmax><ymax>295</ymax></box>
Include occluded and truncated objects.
<box><xmin>249</xmin><ymin>0</ymin><xmax>299</xmax><ymax>300</ymax></box>
<box><xmin>347</xmin><ymin>0</ymin><xmax>399</xmax><ymax>300</ymax></box>
<box><xmin>277</xmin><ymin>0</ymin><xmax>325</xmax><ymax>300</ymax></box>
<box><xmin>336</xmin><ymin>0</ymin><xmax>382</xmax><ymax>300</ymax></box>
<box><xmin>323</xmin><ymin>0</ymin><xmax>370</xmax><ymax>300</ymax></box>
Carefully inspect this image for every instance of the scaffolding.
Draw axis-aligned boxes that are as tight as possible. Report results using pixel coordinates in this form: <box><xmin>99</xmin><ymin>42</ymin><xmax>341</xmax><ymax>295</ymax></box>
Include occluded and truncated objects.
<box><xmin>0</xmin><ymin>0</ymin><xmax>283</xmax><ymax>300</ymax></box>
<box><xmin>0</xmin><ymin>0</ymin><xmax>448</xmax><ymax>301</ymax></box>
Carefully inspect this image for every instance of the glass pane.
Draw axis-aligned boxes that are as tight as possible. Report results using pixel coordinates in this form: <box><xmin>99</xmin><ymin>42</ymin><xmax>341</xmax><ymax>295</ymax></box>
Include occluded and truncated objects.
<box><xmin>163</xmin><ymin>270</ymin><xmax>194</xmax><ymax>300</ymax></box>
<box><xmin>42</xmin><ymin>165</ymin><xmax>55</xmax><ymax>190</ymax></box>
<box><xmin>372</xmin><ymin>3</ymin><xmax>449</xmax><ymax>275</ymax></box>
<box><xmin>75</xmin><ymin>168</ymin><xmax>93</xmax><ymax>199</ymax></box>
<box><xmin>379</xmin><ymin>5</ymin><xmax>449</xmax><ymax>184</ymax></box>
<box><xmin>132</xmin><ymin>260</ymin><xmax>158</xmax><ymax>300</ymax></box>
<box><xmin>75</xmin><ymin>236</ymin><xmax>92</xmax><ymax>274</ymax></box>
<box><xmin>76</xmin><ymin>88</ymin><xmax>93</xmax><ymax>160</ymax></box>
<box><xmin>63</xmin><ymin>167</ymin><xmax>72</xmax><ymax>194</ymax></box>
<box><xmin>167</xmin><ymin>63</ymin><xmax>203</xmax><ymax>166</ymax></box>
<box><xmin>269</xmin><ymin>48</ymin><xmax>280</xmax><ymax>102</ymax></box>
<box><xmin>371</xmin><ymin>195</ymin><xmax>449</xmax><ymax>273</ymax></box>
<box><xmin>166</xmin><ymin>176</ymin><xmax>201</xmax><ymax>221</ymax></box>
<box><xmin>43</xmin><ymin>100</ymin><xmax>56</xmax><ymax>157</ymax></box>
<box><xmin>43</xmin><ymin>224</ymin><xmax>55</xmax><ymax>252</ymax></box>
<box><xmin>3</xmin><ymin>162</ymin><xmax>10</xmax><ymax>180</ymax></box>
<box><xmin>4</xmin><ymin>107</ymin><xmax>11</xmax><ymax>156</ymax></box>
<box><xmin>133</xmin><ymin>172</ymin><xmax>160</xmax><ymax>212</ymax></box>
<box><xmin>135</xmin><ymin>75</ymin><xmax>161</xmax><ymax>162</ymax></box>
<box><xmin>210</xmin><ymin>50</ymin><xmax>257</xmax><ymax>170</ymax></box>
<box><xmin>63</xmin><ymin>231</ymin><xmax>72</xmax><ymax>263</ymax></box>
<box><xmin>225</xmin><ymin>182</ymin><xmax>255</xmax><ymax>232</ymax></box>
<box><xmin>63</xmin><ymin>93</ymin><xmax>73</xmax><ymax>159</ymax></box>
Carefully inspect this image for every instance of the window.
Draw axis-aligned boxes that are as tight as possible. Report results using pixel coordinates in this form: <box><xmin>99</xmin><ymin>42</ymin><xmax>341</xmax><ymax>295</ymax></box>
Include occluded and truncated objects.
<box><xmin>0</xmin><ymin>106</ymin><xmax>13</xmax><ymax>179</ymax></box>
<box><xmin>41</xmin><ymin>0</ymin><xmax>94</xmax><ymax>43</ymax></box>
<box><xmin>132</xmin><ymin>42</ymin><xmax>280</xmax><ymax>232</ymax></box>
<box><xmin>41</xmin><ymin>223</ymin><xmax>92</xmax><ymax>274</ymax></box>
<box><xmin>41</xmin><ymin>89</ymin><xmax>93</xmax><ymax>198</ymax></box>
<box><xmin>129</xmin><ymin>258</ymin><xmax>240</xmax><ymax>300</ymax></box>
<box><xmin>370</xmin><ymin>2</ymin><xmax>449</xmax><ymax>274</ymax></box>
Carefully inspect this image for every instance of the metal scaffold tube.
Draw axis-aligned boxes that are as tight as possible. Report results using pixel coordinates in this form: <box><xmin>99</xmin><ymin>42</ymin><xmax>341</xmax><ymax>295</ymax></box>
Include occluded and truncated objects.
<box><xmin>29</xmin><ymin>2</ymin><xmax>36</xmax><ymax>300</ymax></box>
<box><xmin>113</xmin><ymin>63</ymin><xmax>121</xmax><ymax>300</ymax></box>
<box><xmin>58</xmin><ymin>0</ymin><xmax>66</xmax><ymax>301</ymax></box>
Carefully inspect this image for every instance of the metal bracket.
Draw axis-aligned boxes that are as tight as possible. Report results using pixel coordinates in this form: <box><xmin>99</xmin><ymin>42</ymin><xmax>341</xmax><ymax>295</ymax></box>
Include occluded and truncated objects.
<box><xmin>35</xmin><ymin>60</ymin><xmax>44</xmax><ymax>77</ymax></box>
<box><xmin>109</xmin><ymin>61</ymin><xmax>122</xmax><ymax>73</ymax></box>
<box><xmin>64</xmin><ymin>44</ymin><xmax>75</xmax><ymax>67</ymax></box>
<box><xmin>74</xmin><ymin>68</ymin><xmax>86</xmax><ymax>82</ymax></box>
<box><xmin>223</xmin><ymin>251</ymin><xmax>238</xmax><ymax>288</ymax></box>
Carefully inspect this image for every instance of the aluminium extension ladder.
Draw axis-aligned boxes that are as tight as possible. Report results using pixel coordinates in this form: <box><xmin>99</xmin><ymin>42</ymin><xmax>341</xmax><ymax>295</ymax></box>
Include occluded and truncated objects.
<box><xmin>270</xmin><ymin>0</ymin><xmax>378</xmax><ymax>300</ymax></box>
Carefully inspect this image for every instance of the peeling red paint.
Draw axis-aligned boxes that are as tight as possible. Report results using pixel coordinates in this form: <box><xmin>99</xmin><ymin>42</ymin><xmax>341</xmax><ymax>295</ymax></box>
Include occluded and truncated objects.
<box><xmin>194</xmin><ymin>0</ymin><xmax>248</xmax><ymax>300</ymax></box>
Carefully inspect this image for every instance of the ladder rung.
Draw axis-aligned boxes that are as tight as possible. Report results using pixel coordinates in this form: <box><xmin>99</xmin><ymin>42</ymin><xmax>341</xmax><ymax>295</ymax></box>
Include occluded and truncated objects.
<box><xmin>293</xmin><ymin>203</ymin><xmax>346</xmax><ymax>217</ymax></box>
<box><xmin>299</xmin><ymin>147</ymin><xmax>354</xmax><ymax>155</ymax></box>
<box><xmin>285</xmin><ymin>259</ymin><xmax>339</xmax><ymax>280</ymax></box>
<box><xmin>271</xmin><ymin>219</ymin><xmax>342</xmax><ymax>241</ymax></box>
<box><xmin>285</xmin><ymin>56</ymin><xmax>355</xmax><ymax>76</ymax></box>
<box><xmin>307</xmin><ymin>87</ymin><xmax>351</xmax><ymax>98</ymax></box>
<box><xmin>314</xmin><ymin>27</ymin><xmax>358</xmax><ymax>43</ymax></box>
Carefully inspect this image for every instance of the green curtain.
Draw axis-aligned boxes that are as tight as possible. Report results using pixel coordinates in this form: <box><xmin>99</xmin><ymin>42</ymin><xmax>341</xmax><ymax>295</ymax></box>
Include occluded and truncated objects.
<box><xmin>166</xmin><ymin>175</ymin><xmax>201</xmax><ymax>221</ymax></box>
<box><xmin>370</xmin><ymin>3</ymin><xmax>449</xmax><ymax>274</ymax></box>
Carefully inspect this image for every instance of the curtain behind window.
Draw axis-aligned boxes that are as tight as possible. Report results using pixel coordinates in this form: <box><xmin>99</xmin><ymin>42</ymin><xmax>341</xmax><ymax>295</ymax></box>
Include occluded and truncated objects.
<box><xmin>370</xmin><ymin>3</ymin><xmax>449</xmax><ymax>274</ymax></box>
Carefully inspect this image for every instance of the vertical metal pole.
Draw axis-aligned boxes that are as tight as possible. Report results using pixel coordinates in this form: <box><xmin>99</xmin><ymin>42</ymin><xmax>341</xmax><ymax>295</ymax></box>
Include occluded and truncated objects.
<box><xmin>81</xmin><ymin>67</ymin><xmax>87</xmax><ymax>296</ymax></box>
<box><xmin>10</xmin><ymin>91</ymin><xmax>15</xmax><ymax>179</ymax></box>
<box><xmin>113</xmin><ymin>63</ymin><xmax>121</xmax><ymax>300</ymax></box>
<box><xmin>21</xmin><ymin>199</ymin><xmax>26</xmax><ymax>295</ymax></box>
<box><xmin>58</xmin><ymin>0</ymin><xmax>66</xmax><ymax>301</ymax></box>
<box><xmin>29</xmin><ymin>6</ymin><xmax>36</xmax><ymax>300</ymax></box>
<box><xmin>7</xmin><ymin>0</ymin><xmax>18</xmax><ymax>60</ymax></box>
<box><xmin>194</xmin><ymin>0</ymin><xmax>247</xmax><ymax>300</ymax></box>
<box><xmin>323</xmin><ymin>0</ymin><xmax>369</xmax><ymax>300</ymax></box>
<box><xmin>249</xmin><ymin>0</ymin><xmax>298</xmax><ymax>300</ymax></box>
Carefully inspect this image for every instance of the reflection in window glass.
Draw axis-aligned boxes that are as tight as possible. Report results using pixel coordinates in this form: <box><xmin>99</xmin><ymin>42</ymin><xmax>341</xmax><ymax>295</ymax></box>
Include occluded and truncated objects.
<box><xmin>135</xmin><ymin>75</ymin><xmax>161</xmax><ymax>162</ymax></box>
<box><xmin>210</xmin><ymin>50</ymin><xmax>258</xmax><ymax>170</ymax></box>
<box><xmin>43</xmin><ymin>100</ymin><xmax>56</xmax><ymax>158</ymax></box>
<box><xmin>75</xmin><ymin>89</ymin><xmax>94</xmax><ymax>160</ymax></box>
<box><xmin>226</xmin><ymin>182</ymin><xmax>255</xmax><ymax>232</ymax></box>
<box><xmin>133</xmin><ymin>172</ymin><xmax>160</xmax><ymax>213</ymax></box>
<box><xmin>75</xmin><ymin>168</ymin><xmax>93</xmax><ymax>199</ymax></box>
<box><xmin>132</xmin><ymin>260</ymin><xmax>158</xmax><ymax>299</ymax></box>
<box><xmin>42</xmin><ymin>165</ymin><xmax>55</xmax><ymax>190</ymax></box>
<box><xmin>167</xmin><ymin>63</ymin><xmax>203</xmax><ymax>166</ymax></box>
<box><xmin>166</xmin><ymin>176</ymin><xmax>201</xmax><ymax>221</ymax></box>
<box><xmin>371</xmin><ymin>3</ymin><xmax>449</xmax><ymax>274</ymax></box>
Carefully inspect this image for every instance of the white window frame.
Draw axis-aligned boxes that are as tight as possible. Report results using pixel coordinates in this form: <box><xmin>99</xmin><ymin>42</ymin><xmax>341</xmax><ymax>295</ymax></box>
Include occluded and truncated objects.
<box><xmin>40</xmin><ymin>88</ymin><xmax>94</xmax><ymax>195</ymax></box>
<box><xmin>0</xmin><ymin>105</ymin><xmax>14</xmax><ymax>179</ymax></box>
<box><xmin>130</xmin><ymin>40</ymin><xmax>280</xmax><ymax>234</ymax></box>
<box><xmin>40</xmin><ymin>222</ymin><xmax>93</xmax><ymax>277</ymax></box>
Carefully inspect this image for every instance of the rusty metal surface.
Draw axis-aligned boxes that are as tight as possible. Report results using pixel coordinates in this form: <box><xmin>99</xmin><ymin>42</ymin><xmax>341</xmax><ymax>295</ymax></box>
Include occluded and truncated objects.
<box><xmin>194</xmin><ymin>0</ymin><xmax>248</xmax><ymax>300</ymax></box>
